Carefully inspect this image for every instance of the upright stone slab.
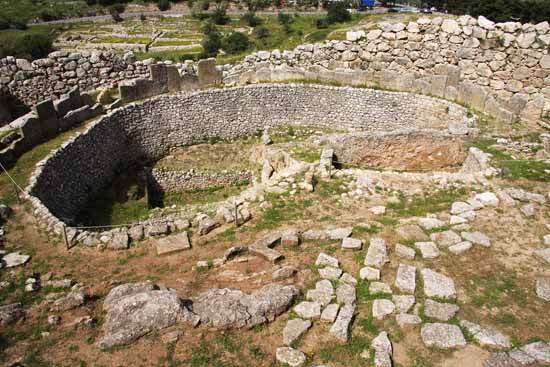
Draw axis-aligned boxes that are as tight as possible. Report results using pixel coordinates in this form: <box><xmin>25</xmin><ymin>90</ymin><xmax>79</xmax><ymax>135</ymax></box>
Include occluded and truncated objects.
<box><xmin>198</xmin><ymin>58</ymin><xmax>222</xmax><ymax>87</ymax></box>
<box><xmin>19</xmin><ymin>114</ymin><xmax>44</xmax><ymax>148</ymax></box>
<box><xmin>33</xmin><ymin>99</ymin><xmax>59</xmax><ymax>139</ymax></box>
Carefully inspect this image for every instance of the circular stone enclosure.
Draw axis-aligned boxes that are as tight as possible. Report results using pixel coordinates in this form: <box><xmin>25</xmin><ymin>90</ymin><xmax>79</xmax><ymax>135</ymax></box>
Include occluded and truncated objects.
<box><xmin>27</xmin><ymin>84</ymin><xmax>471</xmax><ymax>226</ymax></box>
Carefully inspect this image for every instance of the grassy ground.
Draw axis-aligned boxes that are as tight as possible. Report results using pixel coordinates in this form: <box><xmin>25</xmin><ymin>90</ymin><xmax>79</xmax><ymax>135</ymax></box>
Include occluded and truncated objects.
<box><xmin>0</xmin><ymin>0</ymin><xmax>100</xmax><ymax>23</ymax></box>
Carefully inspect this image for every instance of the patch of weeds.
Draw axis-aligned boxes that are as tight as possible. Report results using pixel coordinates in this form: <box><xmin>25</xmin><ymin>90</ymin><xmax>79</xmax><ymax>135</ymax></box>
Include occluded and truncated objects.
<box><xmin>317</xmin><ymin>335</ymin><xmax>369</xmax><ymax>366</ymax></box>
<box><xmin>353</xmin><ymin>224</ymin><xmax>380</xmax><ymax>235</ymax></box>
<box><xmin>386</xmin><ymin>187</ymin><xmax>467</xmax><ymax>218</ymax></box>
<box><xmin>407</xmin><ymin>347</ymin><xmax>435</xmax><ymax>367</ymax></box>
<box><xmin>358</xmin><ymin>316</ymin><xmax>380</xmax><ymax>335</ymax></box>
<box><xmin>356</xmin><ymin>281</ymin><xmax>391</xmax><ymax>302</ymax></box>
<box><xmin>248</xmin><ymin>345</ymin><xmax>265</xmax><ymax>358</ymax></box>
<box><xmin>497</xmin><ymin>312</ymin><xmax>518</xmax><ymax>326</ymax></box>
<box><xmin>378</xmin><ymin>216</ymin><xmax>398</xmax><ymax>226</ymax></box>
<box><xmin>467</xmin><ymin>273</ymin><xmax>527</xmax><ymax>308</ymax></box>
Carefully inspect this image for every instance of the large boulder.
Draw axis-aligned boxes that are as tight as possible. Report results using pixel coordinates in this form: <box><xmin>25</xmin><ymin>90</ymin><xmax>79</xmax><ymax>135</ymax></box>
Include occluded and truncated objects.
<box><xmin>192</xmin><ymin>284</ymin><xmax>299</xmax><ymax>329</ymax></box>
<box><xmin>99</xmin><ymin>283</ymin><xmax>199</xmax><ymax>348</ymax></box>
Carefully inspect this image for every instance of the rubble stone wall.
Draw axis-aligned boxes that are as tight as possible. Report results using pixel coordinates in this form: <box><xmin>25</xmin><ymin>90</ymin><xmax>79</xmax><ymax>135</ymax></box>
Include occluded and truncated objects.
<box><xmin>149</xmin><ymin>168</ymin><xmax>253</xmax><ymax>193</ymax></box>
<box><xmin>27</xmin><ymin>83</ymin><xmax>470</xmax><ymax>226</ymax></box>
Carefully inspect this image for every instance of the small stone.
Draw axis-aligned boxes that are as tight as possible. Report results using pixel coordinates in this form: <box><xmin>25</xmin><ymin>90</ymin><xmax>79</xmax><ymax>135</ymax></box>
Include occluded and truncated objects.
<box><xmin>273</xmin><ymin>266</ymin><xmax>297</xmax><ymax>280</ymax></box>
<box><xmin>430</xmin><ymin>230</ymin><xmax>461</xmax><ymax>248</ymax></box>
<box><xmin>276</xmin><ymin>347</ymin><xmax>306</xmax><ymax>367</ymax></box>
<box><xmin>448</xmin><ymin>241</ymin><xmax>472</xmax><ymax>254</ymax></box>
<box><xmin>396</xmin><ymin>224</ymin><xmax>428</xmax><ymax>242</ymax></box>
<box><xmin>395</xmin><ymin>244</ymin><xmax>415</xmax><ymax>259</ymax></box>
<box><xmin>154</xmin><ymin>231</ymin><xmax>191</xmax><ymax>255</ymax></box>
<box><xmin>372</xmin><ymin>299</ymin><xmax>395</xmax><ymax>320</ymax></box>
<box><xmin>329</xmin><ymin>303</ymin><xmax>355</xmax><ymax>342</ymax></box>
<box><xmin>396</xmin><ymin>314</ymin><xmax>422</xmax><ymax>327</ymax></box>
<box><xmin>369</xmin><ymin>281</ymin><xmax>392</xmax><ymax>295</ymax></box>
<box><xmin>364</xmin><ymin>238</ymin><xmax>389</xmax><ymax>268</ymax></box>
<box><xmin>420</xmin><ymin>323</ymin><xmax>466</xmax><ymax>349</ymax></box>
<box><xmin>283</xmin><ymin>319</ymin><xmax>312</xmax><ymax>345</ymax></box>
<box><xmin>392</xmin><ymin>295</ymin><xmax>415</xmax><ymax>313</ymax></box>
<box><xmin>395</xmin><ymin>264</ymin><xmax>416</xmax><ymax>294</ymax></box>
<box><xmin>535</xmin><ymin>278</ymin><xmax>550</xmax><ymax>302</ymax></box>
<box><xmin>342</xmin><ymin>237</ymin><xmax>363</xmax><ymax>250</ymax></box>
<box><xmin>319</xmin><ymin>266</ymin><xmax>342</xmax><ymax>281</ymax></box>
<box><xmin>424</xmin><ymin>299</ymin><xmax>459</xmax><ymax>321</ymax></box>
<box><xmin>415</xmin><ymin>242</ymin><xmax>440</xmax><ymax>259</ymax></box>
<box><xmin>450</xmin><ymin>215</ymin><xmax>467</xmax><ymax>225</ymax></box>
<box><xmin>520</xmin><ymin>204</ymin><xmax>536</xmax><ymax>217</ymax></box>
<box><xmin>293</xmin><ymin>301</ymin><xmax>321</xmax><ymax>319</ymax></box>
<box><xmin>0</xmin><ymin>303</ymin><xmax>24</xmax><ymax>325</ymax></box>
<box><xmin>520</xmin><ymin>342</ymin><xmax>550</xmax><ymax>364</ymax></box>
<box><xmin>2</xmin><ymin>252</ymin><xmax>30</xmax><ymax>268</ymax></box>
<box><xmin>336</xmin><ymin>282</ymin><xmax>356</xmax><ymax>305</ymax></box>
<box><xmin>451</xmin><ymin>202</ymin><xmax>473</xmax><ymax>215</ymax></box>
<box><xmin>370</xmin><ymin>206</ymin><xmax>386</xmax><ymax>215</ymax></box>
<box><xmin>110</xmin><ymin>231</ymin><xmax>129</xmax><ymax>250</ymax></box>
<box><xmin>418</xmin><ymin>218</ymin><xmax>446</xmax><ymax>230</ymax></box>
<box><xmin>474</xmin><ymin>192</ymin><xmax>499</xmax><ymax>207</ymax></box>
<box><xmin>307</xmin><ymin>280</ymin><xmax>334</xmax><ymax>306</ymax></box>
<box><xmin>315</xmin><ymin>253</ymin><xmax>339</xmax><ymax>268</ymax></box>
<box><xmin>326</xmin><ymin>227</ymin><xmax>353</xmax><ymax>240</ymax></box>
<box><xmin>543</xmin><ymin>235</ymin><xmax>550</xmax><ymax>246</ymax></box>
<box><xmin>359</xmin><ymin>267</ymin><xmax>380</xmax><ymax>281</ymax></box>
<box><xmin>321</xmin><ymin>304</ymin><xmax>339</xmax><ymax>323</ymax></box>
<box><xmin>161</xmin><ymin>330</ymin><xmax>183</xmax><ymax>344</ymax></box>
<box><xmin>51</xmin><ymin>290</ymin><xmax>87</xmax><ymax>311</ymax></box>
<box><xmin>534</xmin><ymin>248</ymin><xmax>550</xmax><ymax>264</ymax></box>
<box><xmin>460</xmin><ymin>320</ymin><xmax>511</xmax><ymax>349</ymax></box>
<box><xmin>458</xmin><ymin>210</ymin><xmax>476</xmax><ymax>221</ymax></box>
<box><xmin>421</xmin><ymin>269</ymin><xmax>456</xmax><ymax>300</ymax></box>
<box><xmin>340</xmin><ymin>273</ymin><xmax>357</xmax><ymax>285</ymax></box>
<box><xmin>281</xmin><ymin>233</ymin><xmax>299</xmax><ymax>247</ymax></box>
<box><xmin>47</xmin><ymin>315</ymin><xmax>61</xmax><ymax>325</ymax></box>
<box><xmin>461</xmin><ymin>231</ymin><xmax>491</xmax><ymax>247</ymax></box>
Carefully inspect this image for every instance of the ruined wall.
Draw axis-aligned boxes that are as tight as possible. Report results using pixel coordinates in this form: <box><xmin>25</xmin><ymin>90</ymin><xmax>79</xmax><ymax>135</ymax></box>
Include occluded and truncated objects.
<box><xmin>149</xmin><ymin>168</ymin><xmax>253</xmax><ymax>193</ymax></box>
<box><xmin>26</xmin><ymin>83</ymin><xmax>470</xmax><ymax>228</ymax></box>
<box><xmin>225</xmin><ymin>16</ymin><xmax>550</xmax><ymax>125</ymax></box>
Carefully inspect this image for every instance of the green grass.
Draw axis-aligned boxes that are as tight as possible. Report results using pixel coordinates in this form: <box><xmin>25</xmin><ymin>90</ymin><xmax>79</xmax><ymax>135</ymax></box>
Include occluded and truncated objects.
<box><xmin>469</xmin><ymin>138</ymin><xmax>550</xmax><ymax>182</ymax></box>
<box><xmin>154</xmin><ymin>39</ymin><xmax>202</xmax><ymax>47</ymax></box>
<box><xmin>317</xmin><ymin>334</ymin><xmax>370</xmax><ymax>366</ymax></box>
<box><xmin>135</xmin><ymin>48</ymin><xmax>203</xmax><ymax>62</ymax></box>
<box><xmin>0</xmin><ymin>25</ymin><xmax>62</xmax><ymax>59</ymax></box>
<box><xmin>385</xmin><ymin>188</ymin><xmax>468</xmax><ymax>218</ymax></box>
<box><xmin>0</xmin><ymin>0</ymin><xmax>100</xmax><ymax>23</ymax></box>
<box><xmin>92</xmin><ymin>36</ymin><xmax>150</xmax><ymax>44</ymax></box>
<box><xmin>467</xmin><ymin>272</ymin><xmax>527</xmax><ymax>308</ymax></box>
<box><xmin>162</xmin><ymin>180</ymin><xmax>250</xmax><ymax>207</ymax></box>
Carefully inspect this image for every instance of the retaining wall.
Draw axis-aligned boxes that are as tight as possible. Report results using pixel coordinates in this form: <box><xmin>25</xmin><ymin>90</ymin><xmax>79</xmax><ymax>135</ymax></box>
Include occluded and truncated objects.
<box><xmin>26</xmin><ymin>83</ymin><xmax>470</xmax><ymax>229</ymax></box>
<box><xmin>149</xmin><ymin>168</ymin><xmax>252</xmax><ymax>193</ymax></box>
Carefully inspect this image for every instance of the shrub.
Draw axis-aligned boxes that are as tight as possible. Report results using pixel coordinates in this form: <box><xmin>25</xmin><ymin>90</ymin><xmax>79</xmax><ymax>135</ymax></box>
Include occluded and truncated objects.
<box><xmin>200</xmin><ymin>0</ymin><xmax>210</xmax><ymax>10</ymax></box>
<box><xmin>277</xmin><ymin>12</ymin><xmax>291</xmax><ymax>25</ymax></box>
<box><xmin>201</xmin><ymin>31</ymin><xmax>222</xmax><ymax>57</ymax></box>
<box><xmin>38</xmin><ymin>10</ymin><xmax>60</xmax><ymax>22</ymax></box>
<box><xmin>327</xmin><ymin>2</ymin><xmax>350</xmax><ymax>23</ymax></box>
<box><xmin>210</xmin><ymin>6</ymin><xmax>229</xmax><ymax>25</ymax></box>
<box><xmin>253</xmin><ymin>25</ymin><xmax>270</xmax><ymax>40</ymax></box>
<box><xmin>315</xmin><ymin>17</ymin><xmax>329</xmax><ymax>28</ymax></box>
<box><xmin>85</xmin><ymin>0</ymin><xmax>97</xmax><ymax>5</ymax></box>
<box><xmin>223</xmin><ymin>32</ymin><xmax>251</xmax><ymax>54</ymax></box>
<box><xmin>242</xmin><ymin>11</ymin><xmax>262</xmax><ymax>27</ymax></box>
<box><xmin>0</xmin><ymin>33</ymin><xmax>53</xmax><ymax>60</ymax></box>
<box><xmin>158</xmin><ymin>0</ymin><xmax>171</xmax><ymax>11</ymax></box>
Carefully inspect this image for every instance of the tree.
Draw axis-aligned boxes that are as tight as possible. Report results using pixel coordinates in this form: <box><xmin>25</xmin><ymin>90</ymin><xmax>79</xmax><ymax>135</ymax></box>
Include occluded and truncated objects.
<box><xmin>158</xmin><ymin>0</ymin><xmax>171</xmax><ymax>11</ymax></box>
<box><xmin>242</xmin><ymin>11</ymin><xmax>262</xmax><ymax>27</ymax></box>
<box><xmin>223</xmin><ymin>32</ymin><xmax>251</xmax><ymax>53</ymax></box>
<box><xmin>327</xmin><ymin>2</ymin><xmax>350</xmax><ymax>24</ymax></box>
<box><xmin>210</xmin><ymin>5</ymin><xmax>229</xmax><ymax>25</ymax></box>
<box><xmin>277</xmin><ymin>12</ymin><xmax>292</xmax><ymax>33</ymax></box>
<box><xmin>201</xmin><ymin>22</ymin><xmax>221</xmax><ymax>57</ymax></box>
<box><xmin>109</xmin><ymin>4</ymin><xmax>125</xmax><ymax>22</ymax></box>
<box><xmin>253</xmin><ymin>25</ymin><xmax>270</xmax><ymax>40</ymax></box>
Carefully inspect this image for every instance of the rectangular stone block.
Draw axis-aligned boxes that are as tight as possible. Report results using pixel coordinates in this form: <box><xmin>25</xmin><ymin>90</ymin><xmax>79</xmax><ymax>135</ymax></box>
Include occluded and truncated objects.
<box><xmin>166</xmin><ymin>65</ymin><xmax>182</xmax><ymax>93</ymax></box>
<box><xmin>150</xmin><ymin>63</ymin><xmax>168</xmax><ymax>84</ymax></box>
<box><xmin>179</xmin><ymin>73</ymin><xmax>200</xmax><ymax>91</ymax></box>
<box><xmin>197</xmin><ymin>58</ymin><xmax>222</xmax><ymax>87</ymax></box>
<box><xmin>67</xmin><ymin>86</ymin><xmax>82</xmax><ymax>110</ymax></box>
<box><xmin>20</xmin><ymin>115</ymin><xmax>44</xmax><ymax>147</ymax></box>
<box><xmin>53</xmin><ymin>96</ymin><xmax>73</xmax><ymax>118</ymax></box>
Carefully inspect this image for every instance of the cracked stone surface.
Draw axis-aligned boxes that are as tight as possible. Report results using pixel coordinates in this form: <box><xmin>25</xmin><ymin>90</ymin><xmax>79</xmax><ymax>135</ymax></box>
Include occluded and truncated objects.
<box><xmin>336</xmin><ymin>282</ymin><xmax>356</xmax><ymax>305</ymax></box>
<box><xmin>319</xmin><ymin>266</ymin><xmax>343</xmax><ymax>280</ymax></box>
<box><xmin>315</xmin><ymin>252</ymin><xmax>339</xmax><ymax>268</ymax></box>
<box><xmin>396</xmin><ymin>224</ymin><xmax>428</xmax><ymax>242</ymax></box>
<box><xmin>424</xmin><ymin>299</ymin><xmax>459</xmax><ymax>321</ymax></box>
<box><xmin>421</xmin><ymin>269</ymin><xmax>457</xmax><ymax>299</ymax></box>
<box><xmin>320</xmin><ymin>304</ymin><xmax>339</xmax><ymax>323</ymax></box>
<box><xmin>535</xmin><ymin>278</ymin><xmax>550</xmax><ymax>302</ymax></box>
<box><xmin>430</xmin><ymin>230</ymin><xmax>462</xmax><ymax>248</ymax></box>
<box><xmin>461</xmin><ymin>231</ymin><xmax>491</xmax><ymax>247</ymax></box>
<box><xmin>392</xmin><ymin>295</ymin><xmax>415</xmax><ymax>313</ymax></box>
<box><xmin>370</xmin><ymin>281</ymin><xmax>392</xmax><ymax>295</ymax></box>
<box><xmin>283</xmin><ymin>319</ymin><xmax>312</xmax><ymax>345</ymax></box>
<box><xmin>420</xmin><ymin>323</ymin><xmax>466</xmax><ymax>349</ymax></box>
<box><xmin>306</xmin><ymin>280</ymin><xmax>334</xmax><ymax>306</ymax></box>
<box><xmin>395</xmin><ymin>244</ymin><xmax>415</xmax><ymax>259</ymax></box>
<box><xmin>449</xmin><ymin>241</ymin><xmax>472</xmax><ymax>254</ymax></box>
<box><xmin>342</xmin><ymin>237</ymin><xmax>363</xmax><ymax>250</ymax></box>
<box><xmin>360</xmin><ymin>266</ymin><xmax>380</xmax><ymax>280</ymax></box>
<box><xmin>395</xmin><ymin>264</ymin><xmax>416</xmax><ymax>294</ymax></box>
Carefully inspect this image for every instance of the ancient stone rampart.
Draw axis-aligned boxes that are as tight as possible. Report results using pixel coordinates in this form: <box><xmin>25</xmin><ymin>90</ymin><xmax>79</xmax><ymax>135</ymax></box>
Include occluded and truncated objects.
<box><xmin>25</xmin><ymin>83</ymin><xmax>470</xmax><ymax>240</ymax></box>
<box><xmin>149</xmin><ymin>168</ymin><xmax>253</xmax><ymax>193</ymax></box>
<box><xmin>225</xmin><ymin>15</ymin><xmax>550</xmax><ymax>126</ymax></box>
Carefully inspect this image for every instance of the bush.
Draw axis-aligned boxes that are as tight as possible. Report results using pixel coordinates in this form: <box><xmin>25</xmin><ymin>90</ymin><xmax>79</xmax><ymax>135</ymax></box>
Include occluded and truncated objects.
<box><xmin>38</xmin><ymin>10</ymin><xmax>60</xmax><ymax>22</ymax></box>
<box><xmin>210</xmin><ymin>6</ymin><xmax>229</xmax><ymax>25</ymax></box>
<box><xmin>0</xmin><ymin>33</ymin><xmax>53</xmax><ymax>60</ymax></box>
<box><xmin>277</xmin><ymin>12</ymin><xmax>291</xmax><ymax>25</ymax></box>
<box><xmin>315</xmin><ymin>17</ymin><xmax>329</xmax><ymax>28</ymax></box>
<box><xmin>327</xmin><ymin>2</ymin><xmax>350</xmax><ymax>23</ymax></box>
<box><xmin>201</xmin><ymin>20</ymin><xmax>217</xmax><ymax>35</ymax></box>
<box><xmin>253</xmin><ymin>25</ymin><xmax>270</xmax><ymax>39</ymax></box>
<box><xmin>242</xmin><ymin>11</ymin><xmax>262</xmax><ymax>27</ymax></box>
<box><xmin>201</xmin><ymin>31</ymin><xmax>222</xmax><ymax>57</ymax></box>
<box><xmin>158</xmin><ymin>0</ymin><xmax>171</xmax><ymax>10</ymax></box>
<box><xmin>223</xmin><ymin>32</ymin><xmax>251</xmax><ymax>54</ymax></box>
<box><xmin>200</xmin><ymin>0</ymin><xmax>210</xmax><ymax>10</ymax></box>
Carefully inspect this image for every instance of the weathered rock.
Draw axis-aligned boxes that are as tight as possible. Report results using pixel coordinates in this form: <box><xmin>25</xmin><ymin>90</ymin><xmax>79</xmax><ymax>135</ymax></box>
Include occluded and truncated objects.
<box><xmin>393</xmin><ymin>295</ymin><xmax>415</xmax><ymax>313</ymax></box>
<box><xmin>360</xmin><ymin>266</ymin><xmax>380</xmax><ymax>280</ymax></box>
<box><xmin>396</xmin><ymin>224</ymin><xmax>428</xmax><ymax>242</ymax></box>
<box><xmin>395</xmin><ymin>264</ymin><xmax>416</xmax><ymax>293</ymax></box>
<box><xmin>421</xmin><ymin>269</ymin><xmax>456</xmax><ymax>299</ymax></box>
<box><xmin>521</xmin><ymin>341</ymin><xmax>550</xmax><ymax>364</ymax></box>
<box><xmin>249</xmin><ymin>232</ymin><xmax>282</xmax><ymax>263</ymax></box>
<box><xmin>474</xmin><ymin>192</ymin><xmax>499</xmax><ymax>207</ymax></box>
<box><xmin>327</xmin><ymin>227</ymin><xmax>353</xmax><ymax>240</ymax></box>
<box><xmin>534</xmin><ymin>248</ymin><xmax>550</xmax><ymax>264</ymax></box>
<box><xmin>109</xmin><ymin>231</ymin><xmax>129</xmax><ymax>250</ymax></box>
<box><xmin>273</xmin><ymin>266</ymin><xmax>297</xmax><ymax>280</ymax></box>
<box><xmin>340</xmin><ymin>273</ymin><xmax>357</xmax><ymax>285</ymax></box>
<box><xmin>193</xmin><ymin>284</ymin><xmax>299</xmax><ymax>329</ymax></box>
<box><xmin>321</xmin><ymin>303</ymin><xmax>339</xmax><ymax>323</ymax></box>
<box><xmin>395</xmin><ymin>244</ymin><xmax>415</xmax><ymax>259</ymax></box>
<box><xmin>319</xmin><ymin>266</ymin><xmax>343</xmax><ymax>280</ymax></box>
<box><xmin>364</xmin><ymin>238</ymin><xmax>389</xmax><ymax>268</ymax></box>
<box><xmin>424</xmin><ymin>299</ymin><xmax>459</xmax><ymax>321</ymax></box>
<box><xmin>342</xmin><ymin>237</ymin><xmax>363</xmax><ymax>250</ymax></box>
<box><xmin>461</xmin><ymin>231</ymin><xmax>491</xmax><ymax>247</ymax></box>
<box><xmin>415</xmin><ymin>241</ymin><xmax>440</xmax><ymax>259</ymax></box>
<box><xmin>451</xmin><ymin>202</ymin><xmax>474</xmax><ymax>215</ymax></box>
<box><xmin>329</xmin><ymin>303</ymin><xmax>355</xmax><ymax>341</ymax></box>
<box><xmin>396</xmin><ymin>313</ymin><xmax>422</xmax><ymax>327</ymax></box>
<box><xmin>307</xmin><ymin>280</ymin><xmax>334</xmax><ymax>306</ymax></box>
<box><xmin>315</xmin><ymin>252</ymin><xmax>339</xmax><ymax>268</ymax></box>
<box><xmin>197</xmin><ymin>216</ymin><xmax>220</xmax><ymax>235</ymax></box>
<box><xmin>460</xmin><ymin>320</ymin><xmax>511</xmax><ymax>349</ymax></box>
<box><xmin>535</xmin><ymin>278</ymin><xmax>550</xmax><ymax>302</ymax></box>
<box><xmin>520</xmin><ymin>204</ymin><xmax>535</xmax><ymax>217</ymax></box>
<box><xmin>508</xmin><ymin>348</ymin><xmax>536</xmax><ymax>365</ymax></box>
<box><xmin>2</xmin><ymin>252</ymin><xmax>30</xmax><ymax>268</ymax></box>
<box><xmin>449</xmin><ymin>241</ymin><xmax>472</xmax><ymax>254</ymax></box>
<box><xmin>52</xmin><ymin>290</ymin><xmax>87</xmax><ymax>311</ymax></box>
<box><xmin>154</xmin><ymin>231</ymin><xmax>191</xmax><ymax>255</ymax></box>
<box><xmin>0</xmin><ymin>303</ymin><xmax>24</xmax><ymax>325</ymax></box>
<box><xmin>430</xmin><ymin>230</ymin><xmax>461</xmax><ymax>248</ymax></box>
<box><xmin>283</xmin><ymin>319</ymin><xmax>312</xmax><ymax>345</ymax></box>
<box><xmin>281</xmin><ymin>233</ymin><xmax>299</xmax><ymax>247</ymax></box>
<box><xmin>103</xmin><ymin>281</ymin><xmax>157</xmax><ymax>311</ymax></box>
<box><xmin>372</xmin><ymin>331</ymin><xmax>393</xmax><ymax>367</ymax></box>
<box><xmin>276</xmin><ymin>347</ymin><xmax>306</xmax><ymax>367</ymax></box>
<box><xmin>418</xmin><ymin>217</ymin><xmax>446</xmax><ymax>230</ymax></box>
<box><xmin>294</xmin><ymin>301</ymin><xmax>322</xmax><ymax>319</ymax></box>
<box><xmin>372</xmin><ymin>299</ymin><xmax>395</xmax><ymax>320</ymax></box>
<box><xmin>370</xmin><ymin>281</ymin><xmax>392</xmax><ymax>295</ymax></box>
<box><xmin>420</xmin><ymin>323</ymin><xmax>466</xmax><ymax>349</ymax></box>
<box><xmin>336</xmin><ymin>282</ymin><xmax>356</xmax><ymax>305</ymax></box>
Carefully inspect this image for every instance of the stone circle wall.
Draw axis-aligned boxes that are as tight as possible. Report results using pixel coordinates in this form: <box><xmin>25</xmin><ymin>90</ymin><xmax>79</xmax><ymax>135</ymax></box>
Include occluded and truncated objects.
<box><xmin>26</xmin><ymin>83</ymin><xmax>470</xmax><ymax>228</ymax></box>
<box><xmin>150</xmin><ymin>168</ymin><xmax>253</xmax><ymax>193</ymax></box>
